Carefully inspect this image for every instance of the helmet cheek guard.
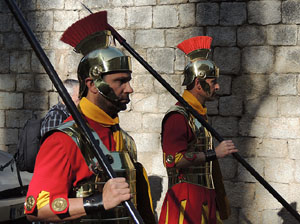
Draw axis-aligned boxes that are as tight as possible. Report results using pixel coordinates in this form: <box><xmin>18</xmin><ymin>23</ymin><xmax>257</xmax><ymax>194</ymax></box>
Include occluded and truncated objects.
<box><xmin>77</xmin><ymin>45</ymin><xmax>132</xmax><ymax>101</ymax></box>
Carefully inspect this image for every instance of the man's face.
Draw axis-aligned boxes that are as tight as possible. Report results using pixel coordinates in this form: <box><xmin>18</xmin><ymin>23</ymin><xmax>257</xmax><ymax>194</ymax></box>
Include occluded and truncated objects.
<box><xmin>102</xmin><ymin>72</ymin><xmax>133</xmax><ymax>111</ymax></box>
<box><xmin>203</xmin><ymin>78</ymin><xmax>219</xmax><ymax>101</ymax></box>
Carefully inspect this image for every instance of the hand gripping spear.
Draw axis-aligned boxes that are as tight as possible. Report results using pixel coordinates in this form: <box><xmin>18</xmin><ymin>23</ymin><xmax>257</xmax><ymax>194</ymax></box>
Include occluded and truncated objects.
<box><xmin>78</xmin><ymin>8</ymin><xmax>300</xmax><ymax>223</ymax></box>
<box><xmin>4</xmin><ymin>0</ymin><xmax>144</xmax><ymax>223</ymax></box>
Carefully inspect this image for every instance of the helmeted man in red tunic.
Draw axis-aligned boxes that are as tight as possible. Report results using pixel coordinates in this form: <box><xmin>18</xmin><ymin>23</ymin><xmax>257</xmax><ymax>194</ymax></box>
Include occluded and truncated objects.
<box><xmin>159</xmin><ymin>36</ymin><xmax>238</xmax><ymax>224</ymax></box>
<box><xmin>24</xmin><ymin>11</ymin><xmax>155</xmax><ymax>223</ymax></box>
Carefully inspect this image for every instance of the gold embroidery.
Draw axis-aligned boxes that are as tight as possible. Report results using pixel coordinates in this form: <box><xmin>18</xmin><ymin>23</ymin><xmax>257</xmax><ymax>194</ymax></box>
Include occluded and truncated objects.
<box><xmin>51</xmin><ymin>198</ymin><xmax>67</xmax><ymax>212</ymax></box>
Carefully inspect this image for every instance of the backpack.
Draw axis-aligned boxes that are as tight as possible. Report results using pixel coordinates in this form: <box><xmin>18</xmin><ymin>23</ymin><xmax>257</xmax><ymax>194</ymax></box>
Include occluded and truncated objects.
<box><xmin>15</xmin><ymin>115</ymin><xmax>44</xmax><ymax>173</ymax></box>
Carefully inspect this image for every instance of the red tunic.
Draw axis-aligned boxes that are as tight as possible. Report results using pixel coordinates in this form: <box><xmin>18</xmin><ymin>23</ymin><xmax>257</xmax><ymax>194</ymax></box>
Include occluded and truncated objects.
<box><xmin>159</xmin><ymin>110</ymin><xmax>219</xmax><ymax>224</ymax></box>
<box><xmin>25</xmin><ymin>116</ymin><xmax>116</xmax><ymax>214</ymax></box>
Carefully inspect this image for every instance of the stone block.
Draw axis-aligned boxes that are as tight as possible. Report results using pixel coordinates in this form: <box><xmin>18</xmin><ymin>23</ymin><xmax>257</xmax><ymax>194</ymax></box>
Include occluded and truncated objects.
<box><xmin>242</xmin><ymin>46</ymin><xmax>274</xmax><ymax>73</ymax></box>
<box><xmin>269</xmin><ymin>73</ymin><xmax>297</xmax><ymax>96</ymax></box>
<box><xmin>64</xmin><ymin>0</ymin><xmax>82</xmax><ymax>10</ymax></box>
<box><xmin>212</xmin><ymin>116</ymin><xmax>239</xmax><ymax>137</ymax></box>
<box><xmin>159</xmin><ymin>0</ymin><xmax>188</xmax><ymax>4</ymax></box>
<box><xmin>135</xmin><ymin>0</ymin><xmax>156</xmax><ymax>6</ymax></box>
<box><xmin>153</xmin><ymin>5</ymin><xmax>178</xmax><ymax>28</ymax></box>
<box><xmin>111</xmin><ymin>0</ymin><xmax>134</xmax><ymax>7</ymax></box>
<box><xmin>147</xmin><ymin>48</ymin><xmax>174</xmax><ymax>74</ymax></box>
<box><xmin>6</xmin><ymin>110</ymin><xmax>32</xmax><ymax>128</ymax></box>
<box><xmin>0</xmin><ymin>92</ymin><xmax>23</xmax><ymax>109</ymax></box>
<box><xmin>0</xmin><ymin>14</ymin><xmax>12</xmax><ymax>32</ymax></box>
<box><xmin>237</xmin><ymin>157</ymin><xmax>264</xmax><ymax>183</ymax></box>
<box><xmin>232</xmin><ymin>75</ymin><xmax>268</xmax><ymax>100</ymax></box>
<box><xmin>257</xmin><ymin>139</ymin><xmax>288</xmax><ymax>158</ymax></box>
<box><xmin>142</xmin><ymin>113</ymin><xmax>164</xmax><ymax>132</ymax></box>
<box><xmin>135</xmin><ymin>29</ymin><xmax>164</xmax><ymax>48</ymax></box>
<box><xmin>278</xmin><ymin>96</ymin><xmax>300</xmax><ymax>117</ymax></box>
<box><xmin>131</xmin><ymin>74</ymin><xmax>155</xmax><ymax>93</ymax></box>
<box><xmin>207</xmin><ymin>26</ymin><xmax>236</xmax><ymax>47</ymax></box>
<box><xmin>174</xmin><ymin>49</ymin><xmax>186</xmax><ymax>71</ymax></box>
<box><xmin>244</xmin><ymin>96</ymin><xmax>278</xmax><ymax>118</ymax></box>
<box><xmin>217</xmin><ymin>75</ymin><xmax>232</xmax><ymax>95</ymax></box>
<box><xmin>78</xmin><ymin>0</ymin><xmax>110</xmax><ymax>9</ymax></box>
<box><xmin>66</xmin><ymin>52</ymin><xmax>82</xmax><ymax>74</ymax></box>
<box><xmin>225</xmin><ymin>181</ymin><xmax>256</xmax><ymax>208</ymax></box>
<box><xmin>27</xmin><ymin>32</ymin><xmax>50</xmax><ymax>50</ymax></box>
<box><xmin>36</xmin><ymin>0</ymin><xmax>64</xmax><ymax>10</ymax></box>
<box><xmin>0</xmin><ymin>50</ymin><xmax>9</xmax><ymax>73</ymax></box>
<box><xmin>196</xmin><ymin>3</ymin><xmax>219</xmax><ymax>26</ymax></box>
<box><xmin>255</xmin><ymin>182</ymin><xmax>290</xmax><ymax>210</ymax></box>
<box><xmin>206</xmin><ymin>100</ymin><xmax>218</xmax><ymax>115</ymax></box>
<box><xmin>262</xmin><ymin>210</ymin><xmax>282</xmax><ymax>224</ymax></box>
<box><xmin>282</xmin><ymin>0</ymin><xmax>300</xmax><ymax>23</ymax></box>
<box><xmin>53</xmin><ymin>11</ymin><xmax>79</xmax><ymax>32</ymax></box>
<box><xmin>49</xmin><ymin>31</ymin><xmax>71</xmax><ymax>51</ymax></box>
<box><xmin>213</xmin><ymin>47</ymin><xmax>240</xmax><ymax>75</ymax></box>
<box><xmin>267</xmin><ymin>117</ymin><xmax>300</xmax><ymax>139</ymax></box>
<box><xmin>10</xmin><ymin>51</ymin><xmax>31</xmax><ymax>73</ymax></box>
<box><xmin>220</xmin><ymin>2</ymin><xmax>246</xmax><ymax>26</ymax></box>
<box><xmin>153</xmin><ymin>73</ymin><xmax>182</xmax><ymax>94</ymax></box>
<box><xmin>239</xmin><ymin>116</ymin><xmax>269</xmax><ymax>137</ymax></box>
<box><xmin>239</xmin><ymin>208</ymin><xmax>262</xmax><ymax>224</ymax></box>
<box><xmin>267</xmin><ymin>25</ymin><xmax>297</xmax><ymax>46</ymax></box>
<box><xmin>248</xmin><ymin>1</ymin><xmax>281</xmax><ymax>25</ymax></box>
<box><xmin>0</xmin><ymin>74</ymin><xmax>15</xmax><ymax>91</ymax></box>
<box><xmin>127</xmin><ymin>7</ymin><xmax>152</xmax><ymax>29</ymax></box>
<box><xmin>165</xmin><ymin>27</ymin><xmax>204</xmax><ymax>47</ymax></box>
<box><xmin>288</xmin><ymin>184</ymin><xmax>300</xmax><ymax>205</ymax></box>
<box><xmin>275</xmin><ymin>47</ymin><xmax>300</xmax><ymax>73</ymax></box>
<box><xmin>24</xmin><ymin>92</ymin><xmax>48</xmax><ymax>110</ymax></box>
<box><xmin>118</xmin><ymin>30</ymin><xmax>135</xmax><ymax>47</ymax></box>
<box><xmin>219</xmin><ymin>96</ymin><xmax>243</xmax><ymax>116</ymax></box>
<box><xmin>119</xmin><ymin>112</ymin><xmax>142</xmax><ymax>132</ymax></box>
<box><xmin>130</xmin><ymin>132</ymin><xmax>160</xmax><ymax>152</ymax></box>
<box><xmin>49</xmin><ymin>92</ymin><xmax>59</xmax><ymax>108</ymax></box>
<box><xmin>158</xmin><ymin>92</ymin><xmax>177</xmax><ymax>113</ymax></box>
<box><xmin>32</xmin><ymin>50</ymin><xmax>55</xmax><ymax>73</ymax></box>
<box><xmin>237</xmin><ymin>26</ymin><xmax>267</xmax><ymax>47</ymax></box>
<box><xmin>218</xmin><ymin>157</ymin><xmax>237</xmax><ymax>180</ymax></box>
<box><xmin>3</xmin><ymin>33</ymin><xmax>22</xmax><ymax>50</ymax></box>
<box><xmin>131</xmin><ymin>93</ymin><xmax>158</xmax><ymax>112</ymax></box>
<box><xmin>0</xmin><ymin>128</ymin><xmax>18</xmax><ymax>145</ymax></box>
<box><xmin>35</xmin><ymin>74</ymin><xmax>53</xmax><ymax>91</ymax></box>
<box><xmin>16</xmin><ymin>74</ymin><xmax>35</xmax><ymax>91</ymax></box>
<box><xmin>27</xmin><ymin>11</ymin><xmax>54</xmax><ymax>31</ymax></box>
<box><xmin>0</xmin><ymin>34</ymin><xmax>2</xmax><ymax>48</ymax></box>
<box><xmin>233</xmin><ymin>137</ymin><xmax>261</xmax><ymax>158</ymax></box>
<box><xmin>179</xmin><ymin>4</ymin><xmax>195</xmax><ymax>27</ymax></box>
<box><xmin>288</xmin><ymin>139</ymin><xmax>300</xmax><ymax>160</ymax></box>
<box><xmin>0</xmin><ymin>110</ymin><xmax>4</xmax><ymax>128</ymax></box>
<box><xmin>107</xmin><ymin>8</ymin><xmax>126</xmax><ymax>29</ymax></box>
<box><xmin>296</xmin><ymin>161</ymin><xmax>300</xmax><ymax>183</ymax></box>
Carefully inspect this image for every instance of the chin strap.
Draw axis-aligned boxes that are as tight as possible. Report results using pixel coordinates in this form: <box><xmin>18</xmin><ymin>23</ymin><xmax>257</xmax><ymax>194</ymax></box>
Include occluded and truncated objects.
<box><xmin>83</xmin><ymin>193</ymin><xmax>105</xmax><ymax>215</ymax></box>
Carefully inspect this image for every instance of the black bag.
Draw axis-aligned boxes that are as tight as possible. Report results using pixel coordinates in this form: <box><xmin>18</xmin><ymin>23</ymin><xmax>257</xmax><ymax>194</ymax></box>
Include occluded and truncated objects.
<box><xmin>15</xmin><ymin>115</ymin><xmax>43</xmax><ymax>173</ymax></box>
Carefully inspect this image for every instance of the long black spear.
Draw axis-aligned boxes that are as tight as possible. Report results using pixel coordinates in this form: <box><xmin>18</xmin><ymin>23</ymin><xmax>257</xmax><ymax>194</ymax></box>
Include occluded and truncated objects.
<box><xmin>4</xmin><ymin>0</ymin><xmax>144</xmax><ymax>223</ymax></box>
<box><xmin>106</xmin><ymin>17</ymin><xmax>300</xmax><ymax>223</ymax></box>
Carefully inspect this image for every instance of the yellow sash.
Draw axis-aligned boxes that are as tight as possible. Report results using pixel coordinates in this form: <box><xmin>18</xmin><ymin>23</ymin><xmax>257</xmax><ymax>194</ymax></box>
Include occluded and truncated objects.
<box><xmin>79</xmin><ymin>97</ymin><xmax>124</xmax><ymax>151</ymax></box>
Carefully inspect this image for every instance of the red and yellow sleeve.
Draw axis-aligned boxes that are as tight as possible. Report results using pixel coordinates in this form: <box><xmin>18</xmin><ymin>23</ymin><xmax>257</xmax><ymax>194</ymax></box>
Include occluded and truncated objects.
<box><xmin>25</xmin><ymin>132</ymin><xmax>81</xmax><ymax>215</ymax></box>
<box><xmin>162</xmin><ymin>113</ymin><xmax>193</xmax><ymax>168</ymax></box>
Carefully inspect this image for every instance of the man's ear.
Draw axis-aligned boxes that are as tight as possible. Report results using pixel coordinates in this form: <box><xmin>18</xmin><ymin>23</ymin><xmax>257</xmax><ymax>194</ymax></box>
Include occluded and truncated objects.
<box><xmin>85</xmin><ymin>78</ymin><xmax>98</xmax><ymax>94</ymax></box>
<box><xmin>195</xmin><ymin>78</ymin><xmax>202</xmax><ymax>90</ymax></box>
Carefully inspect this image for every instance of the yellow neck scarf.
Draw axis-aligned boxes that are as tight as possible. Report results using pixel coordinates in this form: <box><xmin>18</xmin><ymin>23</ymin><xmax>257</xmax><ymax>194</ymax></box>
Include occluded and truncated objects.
<box><xmin>182</xmin><ymin>90</ymin><xmax>207</xmax><ymax>116</ymax></box>
<box><xmin>79</xmin><ymin>97</ymin><xmax>124</xmax><ymax>151</ymax></box>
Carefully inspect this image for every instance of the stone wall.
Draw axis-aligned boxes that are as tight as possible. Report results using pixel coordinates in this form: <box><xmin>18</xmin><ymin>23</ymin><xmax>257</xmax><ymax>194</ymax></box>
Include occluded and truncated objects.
<box><xmin>1</xmin><ymin>0</ymin><xmax>300</xmax><ymax>223</ymax></box>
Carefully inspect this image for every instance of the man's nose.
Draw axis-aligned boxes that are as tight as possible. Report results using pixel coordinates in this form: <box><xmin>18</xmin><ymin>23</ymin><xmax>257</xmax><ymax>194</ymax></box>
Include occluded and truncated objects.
<box><xmin>125</xmin><ymin>82</ymin><xmax>133</xmax><ymax>94</ymax></box>
<box><xmin>215</xmin><ymin>83</ymin><xmax>220</xmax><ymax>91</ymax></box>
